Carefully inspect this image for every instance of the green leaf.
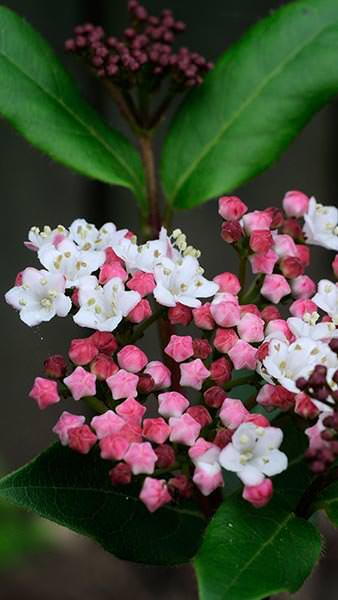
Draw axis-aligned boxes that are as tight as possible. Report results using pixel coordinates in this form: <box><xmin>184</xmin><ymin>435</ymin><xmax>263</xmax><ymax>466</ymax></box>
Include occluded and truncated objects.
<box><xmin>194</xmin><ymin>497</ymin><xmax>321</xmax><ymax>600</ymax></box>
<box><xmin>0</xmin><ymin>7</ymin><xmax>145</xmax><ymax>205</ymax></box>
<box><xmin>162</xmin><ymin>0</ymin><xmax>338</xmax><ymax>209</ymax></box>
<box><xmin>0</xmin><ymin>444</ymin><xmax>206</xmax><ymax>566</ymax></box>
<box><xmin>314</xmin><ymin>480</ymin><xmax>338</xmax><ymax>526</ymax></box>
<box><xmin>0</xmin><ymin>500</ymin><xmax>46</xmax><ymax>568</ymax></box>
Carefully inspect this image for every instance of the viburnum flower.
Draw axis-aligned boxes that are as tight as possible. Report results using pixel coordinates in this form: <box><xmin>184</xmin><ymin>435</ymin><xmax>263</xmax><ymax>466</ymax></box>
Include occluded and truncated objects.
<box><xmin>312</xmin><ymin>279</ymin><xmax>338</xmax><ymax>324</ymax></box>
<box><xmin>219</xmin><ymin>423</ymin><xmax>287</xmax><ymax>486</ymax></box>
<box><xmin>5</xmin><ymin>267</ymin><xmax>71</xmax><ymax>326</ymax></box>
<box><xmin>74</xmin><ymin>276</ymin><xmax>141</xmax><ymax>331</ymax></box>
<box><xmin>303</xmin><ymin>197</ymin><xmax>338</xmax><ymax>251</ymax></box>
<box><xmin>69</xmin><ymin>218</ymin><xmax>128</xmax><ymax>251</ymax></box>
<box><xmin>287</xmin><ymin>315</ymin><xmax>338</xmax><ymax>342</ymax></box>
<box><xmin>25</xmin><ymin>224</ymin><xmax>68</xmax><ymax>251</ymax></box>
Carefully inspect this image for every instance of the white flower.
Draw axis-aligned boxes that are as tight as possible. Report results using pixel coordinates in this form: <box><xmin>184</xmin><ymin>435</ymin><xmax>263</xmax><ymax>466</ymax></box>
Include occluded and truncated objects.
<box><xmin>219</xmin><ymin>423</ymin><xmax>287</xmax><ymax>486</ymax></box>
<box><xmin>303</xmin><ymin>197</ymin><xmax>338</xmax><ymax>251</ymax></box>
<box><xmin>287</xmin><ymin>316</ymin><xmax>338</xmax><ymax>341</ymax></box>
<box><xmin>312</xmin><ymin>279</ymin><xmax>338</xmax><ymax>325</ymax></box>
<box><xmin>113</xmin><ymin>227</ymin><xmax>180</xmax><ymax>274</ymax></box>
<box><xmin>73</xmin><ymin>276</ymin><xmax>141</xmax><ymax>331</ymax></box>
<box><xmin>259</xmin><ymin>337</ymin><xmax>338</xmax><ymax>392</ymax></box>
<box><xmin>153</xmin><ymin>255</ymin><xmax>219</xmax><ymax>308</ymax></box>
<box><xmin>25</xmin><ymin>225</ymin><xmax>68</xmax><ymax>251</ymax></box>
<box><xmin>38</xmin><ymin>239</ymin><xmax>105</xmax><ymax>288</ymax></box>
<box><xmin>69</xmin><ymin>218</ymin><xmax>127</xmax><ymax>251</ymax></box>
<box><xmin>5</xmin><ymin>268</ymin><xmax>71</xmax><ymax>326</ymax></box>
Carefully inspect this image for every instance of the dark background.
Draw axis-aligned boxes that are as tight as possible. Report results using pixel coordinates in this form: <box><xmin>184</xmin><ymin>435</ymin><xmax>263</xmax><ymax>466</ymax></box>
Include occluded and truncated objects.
<box><xmin>0</xmin><ymin>1</ymin><xmax>337</xmax><ymax>598</ymax></box>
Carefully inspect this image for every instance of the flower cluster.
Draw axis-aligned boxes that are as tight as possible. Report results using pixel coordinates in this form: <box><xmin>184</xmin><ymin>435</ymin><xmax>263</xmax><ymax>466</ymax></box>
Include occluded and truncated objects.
<box><xmin>6</xmin><ymin>189</ymin><xmax>338</xmax><ymax>514</ymax></box>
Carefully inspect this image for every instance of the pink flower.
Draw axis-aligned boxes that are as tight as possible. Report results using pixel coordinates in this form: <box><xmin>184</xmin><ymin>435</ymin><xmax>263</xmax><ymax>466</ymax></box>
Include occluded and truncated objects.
<box><xmin>68</xmin><ymin>338</ymin><xmax>98</xmax><ymax>366</ymax></box>
<box><xmin>265</xmin><ymin>319</ymin><xmax>294</xmax><ymax>343</ymax></box>
<box><xmin>109</xmin><ymin>463</ymin><xmax>132</xmax><ymax>485</ymax></box>
<box><xmin>169</xmin><ymin>413</ymin><xmax>201</xmax><ymax>446</ymax></box>
<box><xmin>249</xmin><ymin>250</ymin><xmax>278</xmax><ymax>275</ymax></box>
<box><xmin>289</xmin><ymin>298</ymin><xmax>317</xmax><ymax>318</ymax></box>
<box><xmin>294</xmin><ymin>393</ymin><xmax>319</xmax><ymax>419</ymax></box>
<box><xmin>137</xmin><ymin>373</ymin><xmax>155</xmax><ymax>394</ymax></box>
<box><xmin>43</xmin><ymin>355</ymin><xmax>67</xmax><ymax>379</ymax></box>
<box><xmin>127</xmin><ymin>299</ymin><xmax>152</xmax><ymax>323</ymax></box>
<box><xmin>245</xmin><ymin>413</ymin><xmax>270</xmax><ymax>427</ymax></box>
<box><xmin>63</xmin><ymin>366</ymin><xmax>96</xmax><ymax>401</ymax></box>
<box><xmin>237</xmin><ymin>313</ymin><xmax>265</xmax><ymax>343</ymax></box>
<box><xmin>180</xmin><ymin>359</ymin><xmax>210</xmax><ymax>390</ymax></box>
<box><xmin>29</xmin><ymin>377</ymin><xmax>60</xmax><ymax>410</ymax></box>
<box><xmin>99</xmin><ymin>262</ymin><xmax>128</xmax><ymax>284</ymax></box>
<box><xmin>99</xmin><ymin>434</ymin><xmax>129</xmax><ymax>460</ymax></box>
<box><xmin>203</xmin><ymin>386</ymin><xmax>227</xmax><ymax>409</ymax></box>
<box><xmin>280</xmin><ymin>256</ymin><xmax>304</xmax><ymax>279</ymax></box>
<box><xmin>218</xmin><ymin>195</ymin><xmax>247</xmax><ymax>221</ymax></box>
<box><xmin>52</xmin><ymin>411</ymin><xmax>85</xmax><ymax>445</ymax></box>
<box><xmin>144</xmin><ymin>361</ymin><xmax>171</xmax><ymax>389</ymax></box>
<box><xmin>168</xmin><ymin>303</ymin><xmax>193</xmax><ymax>326</ymax></box>
<box><xmin>124</xmin><ymin>442</ymin><xmax>158</xmax><ymax>474</ymax></box>
<box><xmin>220</xmin><ymin>398</ymin><xmax>249</xmax><ymax>430</ymax></box>
<box><xmin>192</xmin><ymin>303</ymin><xmax>215</xmax><ymax>330</ymax></box>
<box><xmin>164</xmin><ymin>334</ymin><xmax>194</xmax><ymax>363</ymax></box>
<box><xmin>333</xmin><ymin>254</ymin><xmax>338</xmax><ymax>278</ymax></box>
<box><xmin>90</xmin><ymin>353</ymin><xmax>118</xmax><ymax>380</ymax></box>
<box><xmin>127</xmin><ymin>271</ymin><xmax>155</xmax><ymax>297</ymax></box>
<box><xmin>213</xmin><ymin>328</ymin><xmax>239</xmax><ymax>354</ymax></box>
<box><xmin>107</xmin><ymin>369</ymin><xmax>139</xmax><ymax>399</ymax></box>
<box><xmin>91</xmin><ymin>410</ymin><xmax>125</xmax><ymax>438</ymax></box>
<box><xmin>291</xmin><ymin>275</ymin><xmax>316</xmax><ymax>299</ymax></box>
<box><xmin>155</xmin><ymin>444</ymin><xmax>176</xmax><ymax>468</ymax></box>
<box><xmin>192</xmin><ymin>339</ymin><xmax>212</xmax><ymax>360</ymax></box>
<box><xmin>249</xmin><ymin>230</ymin><xmax>273</xmax><ymax>254</ymax></box>
<box><xmin>193</xmin><ymin>463</ymin><xmax>224</xmax><ymax>496</ymax></box>
<box><xmin>221</xmin><ymin>221</ymin><xmax>243</xmax><ymax>243</ymax></box>
<box><xmin>210</xmin><ymin>357</ymin><xmax>232</xmax><ymax>385</ymax></box>
<box><xmin>240</xmin><ymin>304</ymin><xmax>261</xmax><ymax>318</ymax></box>
<box><xmin>168</xmin><ymin>475</ymin><xmax>193</xmax><ymax>499</ymax></box>
<box><xmin>243</xmin><ymin>210</ymin><xmax>272</xmax><ymax>233</ymax></box>
<box><xmin>187</xmin><ymin>405</ymin><xmax>212</xmax><ymax>427</ymax></box>
<box><xmin>116</xmin><ymin>397</ymin><xmax>146</xmax><ymax>424</ymax></box>
<box><xmin>210</xmin><ymin>297</ymin><xmax>241</xmax><ymax>328</ymax></box>
<box><xmin>68</xmin><ymin>425</ymin><xmax>97</xmax><ymax>455</ymax></box>
<box><xmin>117</xmin><ymin>345</ymin><xmax>148</xmax><ymax>373</ymax></box>
<box><xmin>261</xmin><ymin>305</ymin><xmax>282</xmax><ymax>322</ymax></box>
<box><xmin>228</xmin><ymin>340</ymin><xmax>257</xmax><ymax>370</ymax></box>
<box><xmin>214</xmin><ymin>429</ymin><xmax>233</xmax><ymax>449</ymax></box>
<box><xmin>189</xmin><ymin>438</ymin><xmax>215</xmax><ymax>461</ymax></box>
<box><xmin>143</xmin><ymin>418</ymin><xmax>171</xmax><ymax>444</ymax></box>
<box><xmin>139</xmin><ymin>477</ymin><xmax>171</xmax><ymax>512</ymax></box>
<box><xmin>213</xmin><ymin>272</ymin><xmax>241</xmax><ymax>295</ymax></box>
<box><xmin>295</xmin><ymin>244</ymin><xmax>310</xmax><ymax>267</ymax></box>
<box><xmin>158</xmin><ymin>391</ymin><xmax>190</xmax><ymax>418</ymax></box>
<box><xmin>282</xmin><ymin>190</ymin><xmax>309</xmax><ymax>217</ymax></box>
<box><xmin>256</xmin><ymin>384</ymin><xmax>295</xmax><ymax>410</ymax></box>
<box><xmin>273</xmin><ymin>233</ymin><xmax>298</xmax><ymax>259</ymax></box>
<box><xmin>261</xmin><ymin>275</ymin><xmax>291</xmax><ymax>304</ymax></box>
<box><xmin>243</xmin><ymin>478</ymin><xmax>273</xmax><ymax>508</ymax></box>
<box><xmin>90</xmin><ymin>332</ymin><xmax>118</xmax><ymax>355</ymax></box>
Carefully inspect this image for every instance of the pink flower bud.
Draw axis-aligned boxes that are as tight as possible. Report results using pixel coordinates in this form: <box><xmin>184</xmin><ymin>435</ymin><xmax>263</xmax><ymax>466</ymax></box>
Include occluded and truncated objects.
<box><xmin>124</xmin><ymin>442</ymin><xmax>158</xmax><ymax>475</ymax></box>
<box><xmin>213</xmin><ymin>428</ymin><xmax>233</xmax><ymax>448</ymax></box>
<box><xmin>63</xmin><ymin>366</ymin><xmax>96</xmax><ymax>401</ymax></box>
<box><xmin>90</xmin><ymin>353</ymin><xmax>118</xmax><ymax>380</ymax></box>
<box><xmin>180</xmin><ymin>359</ymin><xmax>210</xmax><ymax>390</ymax></box>
<box><xmin>243</xmin><ymin>478</ymin><xmax>273</xmax><ymax>508</ymax></box>
<box><xmin>220</xmin><ymin>398</ymin><xmax>248</xmax><ymax>429</ymax></box>
<box><xmin>117</xmin><ymin>345</ymin><xmax>148</xmax><ymax>373</ymax></box>
<box><xmin>193</xmin><ymin>463</ymin><xmax>224</xmax><ymax>496</ymax></box>
<box><xmin>139</xmin><ymin>477</ymin><xmax>171</xmax><ymax>512</ymax></box>
<box><xmin>290</xmin><ymin>298</ymin><xmax>317</xmax><ymax>318</ymax></box>
<box><xmin>282</xmin><ymin>217</ymin><xmax>303</xmax><ymax>239</ymax></box>
<box><xmin>282</xmin><ymin>190</ymin><xmax>309</xmax><ymax>217</ymax></box>
<box><xmin>71</xmin><ymin>288</ymin><xmax>79</xmax><ymax>306</ymax></box>
<box><xmin>29</xmin><ymin>377</ymin><xmax>60</xmax><ymax>410</ymax></box>
<box><xmin>43</xmin><ymin>355</ymin><xmax>67</xmax><ymax>379</ymax></box>
<box><xmin>119</xmin><ymin>422</ymin><xmax>143</xmax><ymax>443</ymax></box>
<box><xmin>243</xmin><ymin>210</ymin><xmax>272</xmax><ymax>234</ymax></box>
<box><xmin>203</xmin><ymin>386</ymin><xmax>227</xmax><ymax>409</ymax></box>
<box><xmin>249</xmin><ymin>230</ymin><xmax>273</xmax><ymax>253</ymax></box>
<box><xmin>144</xmin><ymin>361</ymin><xmax>171</xmax><ymax>389</ymax></box>
<box><xmin>210</xmin><ymin>357</ymin><xmax>232</xmax><ymax>385</ymax></box>
<box><xmin>169</xmin><ymin>413</ymin><xmax>201</xmax><ymax>446</ymax></box>
<box><xmin>127</xmin><ymin>271</ymin><xmax>155</xmax><ymax>296</ymax></box>
<box><xmin>155</xmin><ymin>443</ymin><xmax>176</xmax><ymax>468</ymax></box>
<box><xmin>143</xmin><ymin>417</ymin><xmax>171</xmax><ymax>444</ymax></box>
<box><xmin>91</xmin><ymin>410</ymin><xmax>125</xmax><ymax>439</ymax></box>
<box><xmin>237</xmin><ymin>313</ymin><xmax>265</xmax><ymax>343</ymax></box>
<box><xmin>53</xmin><ymin>411</ymin><xmax>86</xmax><ymax>445</ymax></box>
<box><xmin>213</xmin><ymin>272</ymin><xmax>241</xmax><ymax>295</ymax></box>
<box><xmin>99</xmin><ymin>434</ymin><xmax>129</xmax><ymax>460</ymax></box>
<box><xmin>69</xmin><ymin>338</ymin><xmax>98</xmax><ymax>366</ymax></box>
<box><xmin>273</xmin><ymin>233</ymin><xmax>298</xmax><ymax>259</ymax></box>
<box><xmin>261</xmin><ymin>305</ymin><xmax>282</xmax><ymax>322</ymax></box>
<box><xmin>168</xmin><ymin>303</ymin><xmax>192</xmax><ymax>326</ymax></box>
<box><xmin>295</xmin><ymin>244</ymin><xmax>310</xmax><ymax>267</ymax></box>
<box><xmin>99</xmin><ymin>262</ymin><xmax>128</xmax><ymax>284</ymax></box>
<box><xmin>295</xmin><ymin>393</ymin><xmax>319</xmax><ymax>419</ymax></box>
<box><xmin>15</xmin><ymin>271</ymin><xmax>23</xmax><ymax>286</ymax></box>
<box><xmin>213</xmin><ymin>328</ymin><xmax>239</xmax><ymax>354</ymax></box>
<box><xmin>280</xmin><ymin>256</ymin><xmax>304</xmax><ymax>279</ymax></box>
<box><xmin>164</xmin><ymin>334</ymin><xmax>194</xmax><ymax>363</ymax></box>
<box><xmin>257</xmin><ymin>384</ymin><xmax>295</xmax><ymax>410</ymax></box>
<box><xmin>107</xmin><ymin>369</ymin><xmax>139</xmax><ymax>399</ymax></box>
<box><xmin>90</xmin><ymin>332</ymin><xmax>118</xmax><ymax>355</ymax></box>
<box><xmin>116</xmin><ymin>397</ymin><xmax>146</xmax><ymax>424</ymax></box>
<box><xmin>245</xmin><ymin>413</ymin><xmax>270</xmax><ymax>427</ymax></box>
<box><xmin>256</xmin><ymin>342</ymin><xmax>270</xmax><ymax>362</ymax></box>
<box><xmin>158</xmin><ymin>391</ymin><xmax>189</xmax><ymax>418</ymax></box>
<box><xmin>68</xmin><ymin>425</ymin><xmax>97</xmax><ymax>454</ymax></box>
<box><xmin>261</xmin><ymin>274</ymin><xmax>291</xmax><ymax>304</ymax></box>
<box><xmin>265</xmin><ymin>319</ymin><xmax>294</xmax><ymax>343</ymax></box>
<box><xmin>105</xmin><ymin>246</ymin><xmax>124</xmax><ymax>265</ymax></box>
<box><xmin>137</xmin><ymin>373</ymin><xmax>155</xmax><ymax>394</ymax></box>
<box><xmin>291</xmin><ymin>275</ymin><xmax>316</xmax><ymax>299</ymax></box>
<box><xmin>109</xmin><ymin>462</ymin><xmax>132</xmax><ymax>485</ymax></box>
<box><xmin>265</xmin><ymin>207</ymin><xmax>284</xmax><ymax>228</ymax></box>
<box><xmin>332</xmin><ymin>255</ymin><xmax>338</xmax><ymax>278</ymax></box>
<box><xmin>127</xmin><ymin>298</ymin><xmax>152</xmax><ymax>323</ymax></box>
<box><xmin>228</xmin><ymin>340</ymin><xmax>257</xmax><ymax>370</ymax></box>
<box><xmin>249</xmin><ymin>250</ymin><xmax>278</xmax><ymax>275</ymax></box>
<box><xmin>186</xmin><ymin>405</ymin><xmax>212</xmax><ymax>427</ymax></box>
<box><xmin>210</xmin><ymin>300</ymin><xmax>241</xmax><ymax>328</ymax></box>
<box><xmin>193</xmin><ymin>303</ymin><xmax>215</xmax><ymax>330</ymax></box>
<box><xmin>192</xmin><ymin>339</ymin><xmax>212</xmax><ymax>359</ymax></box>
<box><xmin>168</xmin><ymin>475</ymin><xmax>193</xmax><ymax>498</ymax></box>
<box><xmin>221</xmin><ymin>221</ymin><xmax>243</xmax><ymax>243</ymax></box>
<box><xmin>218</xmin><ymin>195</ymin><xmax>248</xmax><ymax>221</ymax></box>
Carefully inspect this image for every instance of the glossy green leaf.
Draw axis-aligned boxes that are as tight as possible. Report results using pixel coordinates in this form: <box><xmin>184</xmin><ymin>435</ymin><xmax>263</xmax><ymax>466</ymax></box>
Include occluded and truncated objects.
<box><xmin>194</xmin><ymin>497</ymin><xmax>321</xmax><ymax>600</ymax></box>
<box><xmin>0</xmin><ymin>7</ymin><xmax>145</xmax><ymax>205</ymax></box>
<box><xmin>0</xmin><ymin>443</ymin><xmax>206</xmax><ymax>566</ymax></box>
<box><xmin>315</xmin><ymin>480</ymin><xmax>338</xmax><ymax>525</ymax></box>
<box><xmin>162</xmin><ymin>0</ymin><xmax>338</xmax><ymax>209</ymax></box>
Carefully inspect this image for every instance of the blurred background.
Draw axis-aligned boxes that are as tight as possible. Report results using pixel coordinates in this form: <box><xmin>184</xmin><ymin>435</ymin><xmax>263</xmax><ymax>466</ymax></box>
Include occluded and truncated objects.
<box><xmin>0</xmin><ymin>0</ymin><xmax>337</xmax><ymax>598</ymax></box>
